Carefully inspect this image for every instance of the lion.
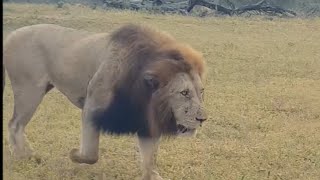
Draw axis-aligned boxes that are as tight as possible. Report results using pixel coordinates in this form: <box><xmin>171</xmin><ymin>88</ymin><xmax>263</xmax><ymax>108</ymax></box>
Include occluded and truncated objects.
<box><xmin>3</xmin><ymin>23</ymin><xmax>207</xmax><ymax>180</ymax></box>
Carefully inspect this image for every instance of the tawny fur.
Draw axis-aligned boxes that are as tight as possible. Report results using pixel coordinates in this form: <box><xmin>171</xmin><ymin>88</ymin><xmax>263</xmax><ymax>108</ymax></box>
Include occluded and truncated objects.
<box><xmin>3</xmin><ymin>23</ymin><xmax>207</xmax><ymax>180</ymax></box>
<box><xmin>110</xmin><ymin>24</ymin><xmax>205</xmax><ymax>79</ymax></box>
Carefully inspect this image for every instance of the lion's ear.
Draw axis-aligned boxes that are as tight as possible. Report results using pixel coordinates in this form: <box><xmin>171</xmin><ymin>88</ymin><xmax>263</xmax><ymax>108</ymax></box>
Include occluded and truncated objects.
<box><xmin>143</xmin><ymin>73</ymin><xmax>159</xmax><ymax>92</ymax></box>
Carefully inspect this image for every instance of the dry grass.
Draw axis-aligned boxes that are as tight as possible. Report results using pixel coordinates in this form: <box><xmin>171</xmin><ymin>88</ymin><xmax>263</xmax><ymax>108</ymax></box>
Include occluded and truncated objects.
<box><xmin>3</xmin><ymin>3</ymin><xmax>320</xmax><ymax>180</ymax></box>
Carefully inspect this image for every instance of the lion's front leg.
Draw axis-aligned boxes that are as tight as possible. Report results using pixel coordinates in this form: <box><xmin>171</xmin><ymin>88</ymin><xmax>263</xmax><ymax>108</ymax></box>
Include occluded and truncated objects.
<box><xmin>70</xmin><ymin>108</ymin><xmax>100</xmax><ymax>164</ymax></box>
<box><xmin>70</xmin><ymin>63</ymin><xmax>116</xmax><ymax>165</ymax></box>
<box><xmin>69</xmin><ymin>90</ymin><xmax>112</xmax><ymax>165</ymax></box>
<box><xmin>138</xmin><ymin>137</ymin><xmax>163</xmax><ymax>180</ymax></box>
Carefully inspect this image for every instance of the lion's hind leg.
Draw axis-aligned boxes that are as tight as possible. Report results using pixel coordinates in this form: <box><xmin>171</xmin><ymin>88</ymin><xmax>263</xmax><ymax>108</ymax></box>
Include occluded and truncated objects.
<box><xmin>8</xmin><ymin>83</ymin><xmax>53</xmax><ymax>159</ymax></box>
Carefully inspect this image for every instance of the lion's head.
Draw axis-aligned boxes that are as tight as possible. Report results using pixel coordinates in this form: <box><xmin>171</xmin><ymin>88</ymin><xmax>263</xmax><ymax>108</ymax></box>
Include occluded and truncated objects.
<box><xmin>142</xmin><ymin>43</ymin><xmax>207</xmax><ymax>137</ymax></box>
<box><xmin>93</xmin><ymin>24</ymin><xmax>207</xmax><ymax>137</ymax></box>
<box><xmin>168</xmin><ymin>72</ymin><xmax>207</xmax><ymax>136</ymax></box>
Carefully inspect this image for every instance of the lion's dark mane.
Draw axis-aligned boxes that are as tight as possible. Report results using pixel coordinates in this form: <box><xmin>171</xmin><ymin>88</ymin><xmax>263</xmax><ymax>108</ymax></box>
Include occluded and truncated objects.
<box><xmin>92</xmin><ymin>24</ymin><xmax>191</xmax><ymax>138</ymax></box>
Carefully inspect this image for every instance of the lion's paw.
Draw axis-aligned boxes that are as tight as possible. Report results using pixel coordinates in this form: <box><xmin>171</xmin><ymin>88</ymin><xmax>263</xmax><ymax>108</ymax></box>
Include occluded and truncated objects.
<box><xmin>69</xmin><ymin>148</ymin><xmax>98</xmax><ymax>165</ymax></box>
<box><xmin>9</xmin><ymin>144</ymin><xmax>34</xmax><ymax>160</ymax></box>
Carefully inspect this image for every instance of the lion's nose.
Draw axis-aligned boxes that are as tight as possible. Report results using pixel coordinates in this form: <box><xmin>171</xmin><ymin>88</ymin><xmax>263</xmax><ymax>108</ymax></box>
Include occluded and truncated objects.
<box><xmin>196</xmin><ymin>108</ymin><xmax>207</xmax><ymax>123</ymax></box>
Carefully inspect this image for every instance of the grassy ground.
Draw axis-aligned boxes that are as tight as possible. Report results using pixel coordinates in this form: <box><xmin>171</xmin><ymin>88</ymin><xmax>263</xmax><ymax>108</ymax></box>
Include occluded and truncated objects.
<box><xmin>3</xmin><ymin>3</ymin><xmax>320</xmax><ymax>180</ymax></box>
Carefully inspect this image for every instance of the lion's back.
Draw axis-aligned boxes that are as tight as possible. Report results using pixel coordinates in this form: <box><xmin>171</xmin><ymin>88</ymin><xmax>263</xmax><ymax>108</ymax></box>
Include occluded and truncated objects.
<box><xmin>4</xmin><ymin>24</ymin><xmax>91</xmax><ymax>62</ymax></box>
<box><xmin>4</xmin><ymin>24</ymin><xmax>91</xmax><ymax>68</ymax></box>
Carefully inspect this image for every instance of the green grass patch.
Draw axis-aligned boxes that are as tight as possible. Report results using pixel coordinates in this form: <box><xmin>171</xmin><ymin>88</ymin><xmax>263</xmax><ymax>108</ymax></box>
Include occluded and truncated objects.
<box><xmin>3</xmin><ymin>3</ymin><xmax>320</xmax><ymax>180</ymax></box>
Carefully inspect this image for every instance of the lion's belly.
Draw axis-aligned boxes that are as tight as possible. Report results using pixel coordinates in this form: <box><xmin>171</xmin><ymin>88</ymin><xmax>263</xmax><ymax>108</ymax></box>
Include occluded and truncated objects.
<box><xmin>45</xmin><ymin>53</ymin><xmax>101</xmax><ymax>109</ymax></box>
<box><xmin>51</xmin><ymin>78</ymin><xmax>90</xmax><ymax>109</ymax></box>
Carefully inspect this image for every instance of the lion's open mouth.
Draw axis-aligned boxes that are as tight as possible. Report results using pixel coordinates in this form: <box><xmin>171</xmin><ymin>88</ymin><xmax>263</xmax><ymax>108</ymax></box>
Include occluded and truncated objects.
<box><xmin>177</xmin><ymin>124</ymin><xmax>194</xmax><ymax>133</ymax></box>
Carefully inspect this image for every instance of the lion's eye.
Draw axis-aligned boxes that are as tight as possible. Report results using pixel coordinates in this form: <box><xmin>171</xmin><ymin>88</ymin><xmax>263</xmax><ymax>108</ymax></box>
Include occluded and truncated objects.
<box><xmin>180</xmin><ymin>90</ymin><xmax>189</xmax><ymax>96</ymax></box>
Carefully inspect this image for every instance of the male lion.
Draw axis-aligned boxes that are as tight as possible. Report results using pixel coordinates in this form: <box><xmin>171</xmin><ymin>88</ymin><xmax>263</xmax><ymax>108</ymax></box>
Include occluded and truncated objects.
<box><xmin>3</xmin><ymin>24</ymin><xmax>207</xmax><ymax>180</ymax></box>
